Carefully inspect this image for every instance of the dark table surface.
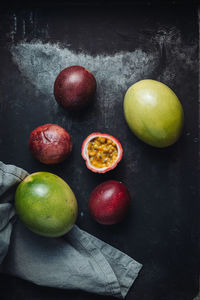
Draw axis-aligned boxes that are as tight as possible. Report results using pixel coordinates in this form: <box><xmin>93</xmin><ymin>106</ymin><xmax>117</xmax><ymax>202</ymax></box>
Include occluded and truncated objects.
<box><xmin>0</xmin><ymin>2</ymin><xmax>199</xmax><ymax>300</ymax></box>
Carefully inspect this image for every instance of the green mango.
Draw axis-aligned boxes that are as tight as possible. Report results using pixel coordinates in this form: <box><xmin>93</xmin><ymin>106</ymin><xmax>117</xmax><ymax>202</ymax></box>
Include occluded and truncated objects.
<box><xmin>15</xmin><ymin>172</ymin><xmax>78</xmax><ymax>237</ymax></box>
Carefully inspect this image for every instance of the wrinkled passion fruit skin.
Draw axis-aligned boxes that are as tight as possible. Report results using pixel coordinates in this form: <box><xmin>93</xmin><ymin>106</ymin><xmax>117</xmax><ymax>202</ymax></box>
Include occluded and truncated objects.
<box><xmin>29</xmin><ymin>124</ymin><xmax>72</xmax><ymax>164</ymax></box>
<box><xmin>124</xmin><ymin>79</ymin><xmax>184</xmax><ymax>148</ymax></box>
<box><xmin>15</xmin><ymin>172</ymin><xmax>78</xmax><ymax>237</ymax></box>
<box><xmin>89</xmin><ymin>180</ymin><xmax>130</xmax><ymax>225</ymax></box>
<box><xmin>54</xmin><ymin>66</ymin><xmax>97</xmax><ymax>110</ymax></box>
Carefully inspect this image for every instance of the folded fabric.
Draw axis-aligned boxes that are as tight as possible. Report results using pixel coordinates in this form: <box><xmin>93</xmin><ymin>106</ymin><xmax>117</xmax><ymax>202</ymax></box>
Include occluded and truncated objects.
<box><xmin>194</xmin><ymin>288</ymin><xmax>200</xmax><ymax>300</ymax></box>
<box><xmin>0</xmin><ymin>161</ymin><xmax>142</xmax><ymax>298</ymax></box>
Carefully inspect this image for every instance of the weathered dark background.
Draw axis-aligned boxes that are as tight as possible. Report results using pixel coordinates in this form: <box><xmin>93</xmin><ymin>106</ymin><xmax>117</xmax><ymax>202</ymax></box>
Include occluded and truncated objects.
<box><xmin>0</xmin><ymin>1</ymin><xmax>199</xmax><ymax>299</ymax></box>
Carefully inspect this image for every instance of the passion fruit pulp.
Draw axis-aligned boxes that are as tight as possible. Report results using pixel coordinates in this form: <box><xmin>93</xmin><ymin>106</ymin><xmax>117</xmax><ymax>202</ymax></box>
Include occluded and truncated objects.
<box><xmin>81</xmin><ymin>133</ymin><xmax>123</xmax><ymax>173</ymax></box>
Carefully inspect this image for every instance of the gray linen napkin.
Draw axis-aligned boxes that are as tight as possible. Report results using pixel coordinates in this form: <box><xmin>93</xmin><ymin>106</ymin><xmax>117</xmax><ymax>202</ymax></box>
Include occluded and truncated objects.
<box><xmin>0</xmin><ymin>161</ymin><xmax>142</xmax><ymax>298</ymax></box>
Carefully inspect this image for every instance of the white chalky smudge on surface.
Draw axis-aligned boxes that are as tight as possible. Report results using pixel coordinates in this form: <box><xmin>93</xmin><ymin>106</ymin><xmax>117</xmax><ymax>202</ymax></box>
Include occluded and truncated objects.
<box><xmin>11</xmin><ymin>42</ymin><xmax>156</xmax><ymax>95</ymax></box>
<box><xmin>153</xmin><ymin>26</ymin><xmax>198</xmax><ymax>85</ymax></box>
<box><xmin>10</xmin><ymin>14</ymin><xmax>17</xmax><ymax>41</ymax></box>
<box><xmin>10</xmin><ymin>41</ymin><xmax>159</xmax><ymax>121</ymax></box>
<box><xmin>10</xmin><ymin>28</ymin><xmax>197</xmax><ymax>101</ymax></box>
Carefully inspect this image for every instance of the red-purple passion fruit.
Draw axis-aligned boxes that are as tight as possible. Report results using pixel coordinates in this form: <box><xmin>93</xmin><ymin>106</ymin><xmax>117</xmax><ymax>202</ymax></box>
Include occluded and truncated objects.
<box><xmin>29</xmin><ymin>124</ymin><xmax>72</xmax><ymax>164</ymax></box>
<box><xmin>54</xmin><ymin>65</ymin><xmax>96</xmax><ymax>110</ymax></box>
<box><xmin>89</xmin><ymin>180</ymin><xmax>130</xmax><ymax>225</ymax></box>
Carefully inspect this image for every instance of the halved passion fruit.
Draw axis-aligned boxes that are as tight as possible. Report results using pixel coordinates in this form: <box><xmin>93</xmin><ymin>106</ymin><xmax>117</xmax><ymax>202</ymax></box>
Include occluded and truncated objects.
<box><xmin>81</xmin><ymin>133</ymin><xmax>123</xmax><ymax>173</ymax></box>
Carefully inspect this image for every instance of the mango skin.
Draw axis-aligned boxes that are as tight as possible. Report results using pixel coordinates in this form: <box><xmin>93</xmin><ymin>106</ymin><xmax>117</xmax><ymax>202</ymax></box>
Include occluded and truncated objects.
<box><xmin>15</xmin><ymin>172</ymin><xmax>78</xmax><ymax>237</ymax></box>
<box><xmin>124</xmin><ymin>80</ymin><xmax>184</xmax><ymax>148</ymax></box>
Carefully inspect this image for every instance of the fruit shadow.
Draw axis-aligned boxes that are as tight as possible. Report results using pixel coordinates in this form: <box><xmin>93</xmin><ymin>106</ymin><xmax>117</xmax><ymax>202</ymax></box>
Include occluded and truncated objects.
<box><xmin>56</xmin><ymin>94</ymin><xmax>97</xmax><ymax>123</ymax></box>
<box><xmin>27</xmin><ymin>149</ymin><xmax>76</xmax><ymax>175</ymax></box>
<box><xmin>125</xmin><ymin>124</ymin><xmax>184</xmax><ymax>164</ymax></box>
<box><xmin>87</xmin><ymin>204</ymin><xmax>134</xmax><ymax>249</ymax></box>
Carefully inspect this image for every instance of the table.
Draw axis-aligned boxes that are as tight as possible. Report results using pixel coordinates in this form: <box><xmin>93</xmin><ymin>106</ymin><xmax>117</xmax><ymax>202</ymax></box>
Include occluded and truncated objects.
<box><xmin>0</xmin><ymin>2</ymin><xmax>199</xmax><ymax>299</ymax></box>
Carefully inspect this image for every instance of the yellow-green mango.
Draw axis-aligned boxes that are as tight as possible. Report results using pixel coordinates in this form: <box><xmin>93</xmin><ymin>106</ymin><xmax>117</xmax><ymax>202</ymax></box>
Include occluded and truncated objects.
<box><xmin>124</xmin><ymin>79</ymin><xmax>184</xmax><ymax>148</ymax></box>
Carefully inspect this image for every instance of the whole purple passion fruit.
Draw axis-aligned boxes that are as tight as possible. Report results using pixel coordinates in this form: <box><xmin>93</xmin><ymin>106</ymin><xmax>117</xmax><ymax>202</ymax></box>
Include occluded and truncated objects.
<box><xmin>54</xmin><ymin>65</ymin><xmax>97</xmax><ymax>110</ymax></box>
<box><xmin>89</xmin><ymin>180</ymin><xmax>130</xmax><ymax>225</ymax></box>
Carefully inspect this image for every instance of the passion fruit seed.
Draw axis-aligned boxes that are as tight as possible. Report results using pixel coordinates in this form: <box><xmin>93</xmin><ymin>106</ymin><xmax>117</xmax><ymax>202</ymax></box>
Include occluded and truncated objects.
<box><xmin>88</xmin><ymin>137</ymin><xmax>118</xmax><ymax>168</ymax></box>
